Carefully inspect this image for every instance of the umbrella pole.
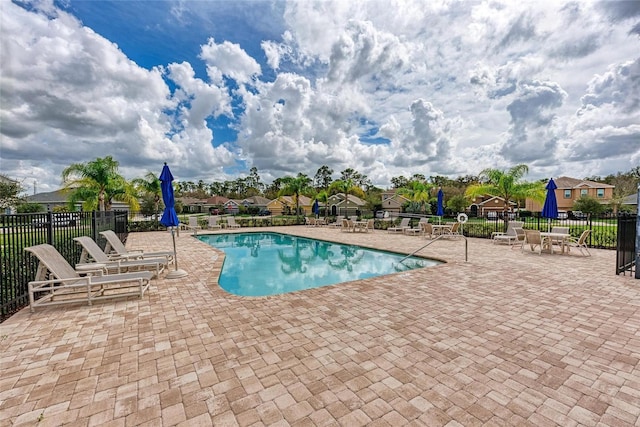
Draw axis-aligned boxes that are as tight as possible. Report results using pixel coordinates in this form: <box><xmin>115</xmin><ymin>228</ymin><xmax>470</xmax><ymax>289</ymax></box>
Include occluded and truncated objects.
<box><xmin>166</xmin><ymin>227</ymin><xmax>188</xmax><ymax>279</ymax></box>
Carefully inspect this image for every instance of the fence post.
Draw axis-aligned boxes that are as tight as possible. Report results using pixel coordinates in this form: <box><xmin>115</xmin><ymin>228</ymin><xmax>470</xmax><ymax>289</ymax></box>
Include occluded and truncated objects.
<box><xmin>91</xmin><ymin>211</ymin><xmax>97</xmax><ymax>241</ymax></box>
<box><xmin>46</xmin><ymin>211</ymin><xmax>53</xmax><ymax>245</ymax></box>
<box><xmin>636</xmin><ymin>185</ymin><xmax>640</xmax><ymax>279</ymax></box>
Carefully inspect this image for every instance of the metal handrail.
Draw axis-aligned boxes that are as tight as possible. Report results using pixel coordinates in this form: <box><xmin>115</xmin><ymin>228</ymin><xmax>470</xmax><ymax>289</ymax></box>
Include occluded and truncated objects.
<box><xmin>398</xmin><ymin>233</ymin><xmax>469</xmax><ymax>264</ymax></box>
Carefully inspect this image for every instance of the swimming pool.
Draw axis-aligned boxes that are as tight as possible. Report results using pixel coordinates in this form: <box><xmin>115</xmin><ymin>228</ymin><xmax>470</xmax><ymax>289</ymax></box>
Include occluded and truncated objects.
<box><xmin>197</xmin><ymin>232</ymin><xmax>442</xmax><ymax>296</ymax></box>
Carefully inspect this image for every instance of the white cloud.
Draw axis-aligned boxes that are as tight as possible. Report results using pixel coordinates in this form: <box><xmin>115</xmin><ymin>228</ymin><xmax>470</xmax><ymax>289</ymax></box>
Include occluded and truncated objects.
<box><xmin>1</xmin><ymin>0</ymin><xmax>639</xmax><ymax>193</ymax></box>
<box><xmin>199</xmin><ymin>38</ymin><xmax>262</xmax><ymax>85</ymax></box>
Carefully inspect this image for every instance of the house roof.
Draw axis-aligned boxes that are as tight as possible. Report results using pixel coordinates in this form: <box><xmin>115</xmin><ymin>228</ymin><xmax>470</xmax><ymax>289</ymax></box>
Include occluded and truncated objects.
<box><xmin>26</xmin><ymin>190</ymin><xmax>71</xmax><ymax>203</ymax></box>
<box><xmin>475</xmin><ymin>196</ymin><xmax>517</xmax><ymax>207</ymax></box>
<box><xmin>274</xmin><ymin>195</ymin><xmax>313</xmax><ymax>206</ymax></box>
<box><xmin>622</xmin><ymin>194</ymin><xmax>638</xmax><ymax>205</ymax></box>
<box><xmin>329</xmin><ymin>193</ymin><xmax>366</xmax><ymax>206</ymax></box>
<box><xmin>205</xmin><ymin>195</ymin><xmax>229</xmax><ymax>205</ymax></box>
<box><xmin>242</xmin><ymin>196</ymin><xmax>271</xmax><ymax>205</ymax></box>
<box><xmin>554</xmin><ymin>176</ymin><xmax>615</xmax><ymax>189</ymax></box>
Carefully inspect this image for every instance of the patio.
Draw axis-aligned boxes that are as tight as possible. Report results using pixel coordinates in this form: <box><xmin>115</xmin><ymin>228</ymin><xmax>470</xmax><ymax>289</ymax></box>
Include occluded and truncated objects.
<box><xmin>1</xmin><ymin>226</ymin><xmax>639</xmax><ymax>426</ymax></box>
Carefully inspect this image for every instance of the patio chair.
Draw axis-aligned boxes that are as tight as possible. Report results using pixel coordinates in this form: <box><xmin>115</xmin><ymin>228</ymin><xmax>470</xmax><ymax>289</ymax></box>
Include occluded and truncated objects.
<box><xmin>387</xmin><ymin>218</ymin><xmax>410</xmax><ymax>234</ymax></box>
<box><xmin>341</xmin><ymin>218</ymin><xmax>354</xmax><ymax>232</ymax></box>
<box><xmin>226</xmin><ymin>216</ymin><xmax>241</xmax><ymax>228</ymax></box>
<box><xmin>420</xmin><ymin>222</ymin><xmax>434</xmax><ymax>239</ymax></box>
<box><xmin>521</xmin><ymin>230</ymin><xmax>551</xmax><ymax>255</ymax></box>
<box><xmin>73</xmin><ymin>236</ymin><xmax>165</xmax><ymax>277</ymax></box>
<box><xmin>566</xmin><ymin>230</ymin><xmax>591</xmax><ymax>256</ymax></box>
<box><xmin>208</xmin><ymin>216</ymin><xmax>222</xmax><ymax>230</ymax></box>
<box><xmin>305</xmin><ymin>217</ymin><xmax>316</xmax><ymax>227</ymax></box>
<box><xmin>24</xmin><ymin>244</ymin><xmax>153</xmax><ymax>312</ymax></box>
<box><xmin>99</xmin><ymin>230</ymin><xmax>175</xmax><ymax>264</ymax></box>
<box><xmin>442</xmin><ymin>221</ymin><xmax>462</xmax><ymax>238</ymax></box>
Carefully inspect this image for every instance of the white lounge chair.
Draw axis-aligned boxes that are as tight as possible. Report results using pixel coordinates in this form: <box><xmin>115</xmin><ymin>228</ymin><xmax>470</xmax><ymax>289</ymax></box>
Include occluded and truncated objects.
<box><xmin>328</xmin><ymin>216</ymin><xmax>344</xmax><ymax>228</ymax></box>
<box><xmin>387</xmin><ymin>218</ymin><xmax>410</xmax><ymax>234</ymax></box>
<box><xmin>208</xmin><ymin>216</ymin><xmax>222</xmax><ymax>230</ymax></box>
<box><xmin>181</xmin><ymin>216</ymin><xmax>202</xmax><ymax>235</ymax></box>
<box><xmin>25</xmin><ymin>244</ymin><xmax>153</xmax><ymax>312</ymax></box>
<box><xmin>73</xmin><ymin>236</ymin><xmax>166</xmax><ymax>277</ymax></box>
<box><xmin>99</xmin><ymin>230</ymin><xmax>174</xmax><ymax>264</ymax></box>
<box><xmin>492</xmin><ymin>221</ymin><xmax>524</xmax><ymax>245</ymax></box>
<box><xmin>226</xmin><ymin>216</ymin><xmax>241</xmax><ymax>228</ymax></box>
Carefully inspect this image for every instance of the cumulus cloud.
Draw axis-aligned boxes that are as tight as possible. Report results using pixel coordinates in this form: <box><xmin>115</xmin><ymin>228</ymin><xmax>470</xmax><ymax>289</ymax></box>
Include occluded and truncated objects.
<box><xmin>560</xmin><ymin>58</ymin><xmax>640</xmax><ymax>164</ymax></box>
<box><xmin>199</xmin><ymin>38</ymin><xmax>262</xmax><ymax>85</ymax></box>
<box><xmin>1</xmin><ymin>0</ymin><xmax>639</xmax><ymax>193</ymax></box>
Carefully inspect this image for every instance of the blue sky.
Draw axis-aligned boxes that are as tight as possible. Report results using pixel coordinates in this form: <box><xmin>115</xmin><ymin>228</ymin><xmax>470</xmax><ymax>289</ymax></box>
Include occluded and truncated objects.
<box><xmin>2</xmin><ymin>0</ymin><xmax>639</xmax><ymax>194</ymax></box>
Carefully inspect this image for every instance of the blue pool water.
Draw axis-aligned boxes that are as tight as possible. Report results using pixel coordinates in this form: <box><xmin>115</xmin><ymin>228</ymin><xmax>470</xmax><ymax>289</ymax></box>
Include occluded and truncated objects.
<box><xmin>197</xmin><ymin>232</ymin><xmax>442</xmax><ymax>296</ymax></box>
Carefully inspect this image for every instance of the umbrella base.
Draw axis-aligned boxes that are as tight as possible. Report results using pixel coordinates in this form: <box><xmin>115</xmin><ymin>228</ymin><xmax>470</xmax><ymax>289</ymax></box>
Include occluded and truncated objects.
<box><xmin>165</xmin><ymin>269</ymin><xmax>188</xmax><ymax>279</ymax></box>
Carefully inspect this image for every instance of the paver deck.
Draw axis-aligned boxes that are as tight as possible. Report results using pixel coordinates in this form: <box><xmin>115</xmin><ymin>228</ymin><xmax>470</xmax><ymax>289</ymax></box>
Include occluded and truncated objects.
<box><xmin>1</xmin><ymin>226</ymin><xmax>639</xmax><ymax>426</ymax></box>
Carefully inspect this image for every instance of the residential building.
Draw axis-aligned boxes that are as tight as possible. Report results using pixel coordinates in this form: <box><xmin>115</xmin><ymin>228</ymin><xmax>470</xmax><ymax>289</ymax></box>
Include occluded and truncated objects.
<box><xmin>25</xmin><ymin>189</ymin><xmax>128</xmax><ymax>211</ymax></box>
<box><xmin>525</xmin><ymin>176</ymin><xmax>615</xmax><ymax>212</ymax></box>
<box><xmin>267</xmin><ymin>195</ymin><xmax>313</xmax><ymax>216</ymax></box>
<box><xmin>380</xmin><ymin>190</ymin><xmax>411</xmax><ymax>215</ymax></box>
<box><xmin>327</xmin><ymin>193</ymin><xmax>366</xmax><ymax>217</ymax></box>
<box><xmin>468</xmin><ymin>195</ymin><xmax>517</xmax><ymax>217</ymax></box>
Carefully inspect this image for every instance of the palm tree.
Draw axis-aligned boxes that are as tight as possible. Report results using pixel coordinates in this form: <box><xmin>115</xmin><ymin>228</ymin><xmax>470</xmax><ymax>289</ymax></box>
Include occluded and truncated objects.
<box><xmin>279</xmin><ymin>174</ymin><xmax>313</xmax><ymax>222</ymax></box>
<box><xmin>329</xmin><ymin>179</ymin><xmax>365</xmax><ymax>218</ymax></box>
<box><xmin>62</xmin><ymin>156</ymin><xmax>139</xmax><ymax>212</ymax></box>
<box><xmin>398</xmin><ymin>180</ymin><xmax>434</xmax><ymax>214</ymax></box>
<box><xmin>465</xmin><ymin>164</ymin><xmax>545</xmax><ymax>219</ymax></box>
<box><xmin>132</xmin><ymin>172</ymin><xmax>163</xmax><ymax>223</ymax></box>
<box><xmin>316</xmin><ymin>189</ymin><xmax>329</xmax><ymax>221</ymax></box>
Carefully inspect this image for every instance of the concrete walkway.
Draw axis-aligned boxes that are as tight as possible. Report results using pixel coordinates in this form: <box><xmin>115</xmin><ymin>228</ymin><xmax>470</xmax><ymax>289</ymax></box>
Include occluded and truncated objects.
<box><xmin>1</xmin><ymin>226</ymin><xmax>639</xmax><ymax>426</ymax></box>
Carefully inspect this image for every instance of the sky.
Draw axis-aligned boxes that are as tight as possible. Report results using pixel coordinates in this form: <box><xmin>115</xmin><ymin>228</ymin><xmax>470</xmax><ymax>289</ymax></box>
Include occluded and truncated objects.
<box><xmin>1</xmin><ymin>0</ymin><xmax>639</xmax><ymax>195</ymax></box>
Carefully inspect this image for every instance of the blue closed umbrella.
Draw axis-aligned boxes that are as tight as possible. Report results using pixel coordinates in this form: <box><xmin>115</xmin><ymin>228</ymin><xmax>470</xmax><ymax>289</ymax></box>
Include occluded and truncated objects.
<box><xmin>159</xmin><ymin>163</ymin><xmax>187</xmax><ymax>278</ymax></box>
<box><xmin>541</xmin><ymin>178</ymin><xmax>559</xmax><ymax>231</ymax></box>
<box><xmin>312</xmin><ymin>199</ymin><xmax>319</xmax><ymax>217</ymax></box>
<box><xmin>436</xmin><ymin>188</ymin><xmax>444</xmax><ymax>216</ymax></box>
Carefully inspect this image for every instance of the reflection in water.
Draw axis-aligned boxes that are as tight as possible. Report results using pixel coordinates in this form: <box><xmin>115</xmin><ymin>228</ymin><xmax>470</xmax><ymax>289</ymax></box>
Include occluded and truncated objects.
<box><xmin>197</xmin><ymin>232</ymin><xmax>441</xmax><ymax>296</ymax></box>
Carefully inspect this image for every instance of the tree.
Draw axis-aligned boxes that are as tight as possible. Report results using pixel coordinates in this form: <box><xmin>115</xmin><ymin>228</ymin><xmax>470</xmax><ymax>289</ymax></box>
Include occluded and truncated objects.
<box><xmin>465</xmin><ymin>164</ymin><xmax>545</xmax><ymax>216</ymax></box>
<box><xmin>390</xmin><ymin>176</ymin><xmax>409</xmax><ymax>189</ymax></box>
<box><xmin>447</xmin><ymin>194</ymin><xmax>469</xmax><ymax>214</ymax></box>
<box><xmin>573</xmin><ymin>196</ymin><xmax>605</xmax><ymax>216</ymax></box>
<box><xmin>279</xmin><ymin>174</ymin><xmax>313</xmax><ymax>221</ymax></box>
<box><xmin>314</xmin><ymin>165</ymin><xmax>334</xmax><ymax>190</ymax></box>
<box><xmin>62</xmin><ymin>156</ymin><xmax>139</xmax><ymax>211</ymax></box>
<box><xmin>0</xmin><ymin>178</ymin><xmax>24</xmax><ymax>211</ymax></box>
<box><xmin>132</xmin><ymin>172</ymin><xmax>163</xmax><ymax>223</ymax></box>
<box><xmin>398</xmin><ymin>180</ymin><xmax>434</xmax><ymax>214</ymax></box>
<box><xmin>315</xmin><ymin>189</ymin><xmax>330</xmax><ymax>220</ymax></box>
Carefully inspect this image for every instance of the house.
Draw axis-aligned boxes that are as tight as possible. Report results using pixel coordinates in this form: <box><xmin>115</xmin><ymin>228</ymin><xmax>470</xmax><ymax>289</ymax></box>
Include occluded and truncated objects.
<box><xmin>240</xmin><ymin>196</ymin><xmax>271</xmax><ymax>211</ymax></box>
<box><xmin>223</xmin><ymin>199</ymin><xmax>242</xmax><ymax>214</ymax></box>
<box><xmin>25</xmin><ymin>189</ymin><xmax>128</xmax><ymax>212</ymax></box>
<box><xmin>525</xmin><ymin>176</ymin><xmax>615</xmax><ymax>212</ymax></box>
<box><xmin>468</xmin><ymin>195</ymin><xmax>518</xmax><ymax>217</ymax></box>
<box><xmin>380</xmin><ymin>190</ymin><xmax>411</xmax><ymax>215</ymax></box>
<box><xmin>267</xmin><ymin>195</ymin><xmax>313</xmax><ymax>216</ymax></box>
<box><xmin>327</xmin><ymin>193</ymin><xmax>366</xmax><ymax>217</ymax></box>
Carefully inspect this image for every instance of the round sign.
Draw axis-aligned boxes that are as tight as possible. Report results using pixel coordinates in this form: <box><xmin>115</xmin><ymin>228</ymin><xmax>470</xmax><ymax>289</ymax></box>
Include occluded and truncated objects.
<box><xmin>457</xmin><ymin>213</ymin><xmax>469</xmax><ymax>224</ymax></box>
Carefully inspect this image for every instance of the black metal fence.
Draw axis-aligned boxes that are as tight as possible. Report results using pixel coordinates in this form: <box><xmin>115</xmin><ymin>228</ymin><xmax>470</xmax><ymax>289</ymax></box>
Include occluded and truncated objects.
<box><xmin>460</xmin><ymin>213</ymin><xmax>620</xmax><ymax>249</ymax></box>
<box><xmin>0</xmin><ymin>211</ymin><xmax>128</xmax><ymax>322</ymax></box>
<box><xmin>616</xmin><ymin>214</ymin><xmax>637</xmax><ymax>276</ymax></box>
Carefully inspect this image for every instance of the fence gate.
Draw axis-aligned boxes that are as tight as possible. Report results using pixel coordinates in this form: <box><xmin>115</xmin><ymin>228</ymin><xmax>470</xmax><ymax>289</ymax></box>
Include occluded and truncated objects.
<box><xmin>616</xmin><ymin>213</ymin><xmax>637</xmax><ymax>277</ymax></box>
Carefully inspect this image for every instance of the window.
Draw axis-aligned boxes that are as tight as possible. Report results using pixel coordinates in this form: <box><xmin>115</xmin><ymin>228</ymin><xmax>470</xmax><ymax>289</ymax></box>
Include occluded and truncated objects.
<box><xmin>580</xmin><ymin>189</ymin><xmax>588</xmax><ymax>197</ymax></box>
<box><xmin>597</xmin><ymin>188</ymin><xmax>604</xmax><ymax>198</ymax></box>
<box><xmin>564</xmin><ymin>189</ymin><xmax>572</xmax><ymax>198</ymax></box>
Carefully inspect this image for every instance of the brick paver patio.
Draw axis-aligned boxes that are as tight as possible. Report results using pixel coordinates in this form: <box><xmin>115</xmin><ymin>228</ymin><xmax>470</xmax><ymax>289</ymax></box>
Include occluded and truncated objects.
<box><xmin>1</xmin><ymin>226</ymin><xmax>639</xmax><ymax>426</ymax></box>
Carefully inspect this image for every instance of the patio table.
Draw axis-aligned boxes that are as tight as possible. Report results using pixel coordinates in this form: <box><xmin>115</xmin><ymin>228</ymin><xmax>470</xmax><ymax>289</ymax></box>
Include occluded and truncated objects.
<box><xmin>540</xmin><ymin>232</ymin><xmax>570</xmax><ymax>254</ymax></box>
